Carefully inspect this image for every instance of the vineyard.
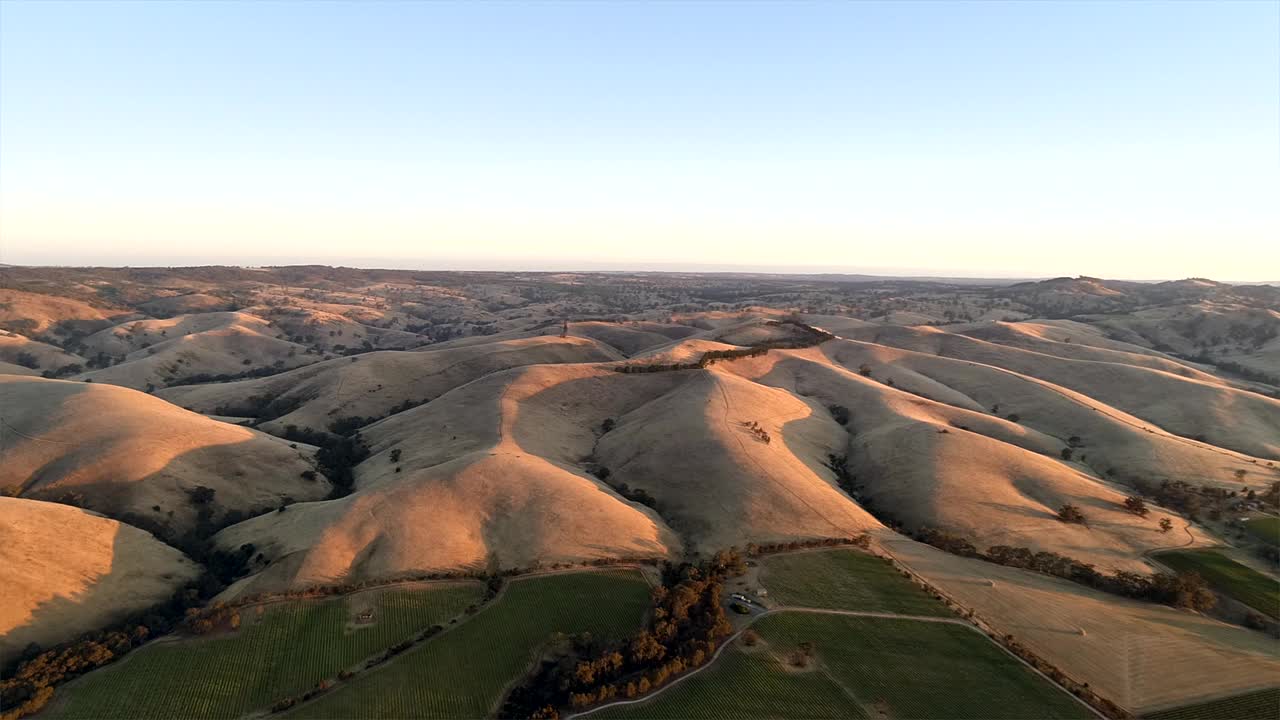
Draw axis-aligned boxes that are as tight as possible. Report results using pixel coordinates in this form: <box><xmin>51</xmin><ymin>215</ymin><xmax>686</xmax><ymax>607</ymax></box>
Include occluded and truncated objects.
<box><xmin>53</xmin><ymin>582</ymin><xmax>484</xmax><ymax>719</ymax></box>
<box><xmin>598</xmin><ymin>613</ymin><xmax>1092</xmax><ymax>720</ymax></box>
<box><xmin>759</xmin><ymin>549</ymin><xmax>951</xmax><ymax>615</ymax></box>
<box><xmin>1143</xmin><ymin>687</ymin><xmax>1280</xmax><ymax>720</ymax></box>
<box><xmin>1155</xmin><ymin>549</ymin><xmax>1280</xmax><ymax>618</ymax></box>
<box><xmin>591</xmin><ymin>640</ymin><xmax>867</xmax><ymax>719</ymax></box>
<box><xmin>289</xmin><ymin>569</ymin><xmax>652</xmax><ymax>719</ymax></box>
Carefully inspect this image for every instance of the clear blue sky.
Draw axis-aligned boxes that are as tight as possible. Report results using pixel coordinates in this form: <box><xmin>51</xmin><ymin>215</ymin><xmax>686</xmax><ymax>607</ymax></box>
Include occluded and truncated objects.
<box><xmin>1</xmin><ymin>0</ymin><xmax>1276</xmax><ymax>279</ymax></box>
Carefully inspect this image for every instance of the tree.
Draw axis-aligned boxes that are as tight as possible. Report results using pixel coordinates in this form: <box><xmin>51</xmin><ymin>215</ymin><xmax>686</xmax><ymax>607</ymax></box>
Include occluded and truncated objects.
<box><xmin>14</xmin><ymin>351</ymin><xmax>39</xmax><ymax>369</ymax></box>
<box><xmin>858</xmin><ymin>364</ymin><xmax>873</xmax><ymax>377</ymax></box>
<box><xmin>1159</xmin><ymin>517</ymin><xmax>1174</xmax><ymax>533</ymax></box>
<box><xmin>1060</xmin><ymin>448</ymin><xmax>1074</xmax><ymax>461</ymax></box>
<box><xmin>1123</xmin><ymin>496</ymin><xmax>1149</xmax><ymax>517</ymax></box>
<box><xmin>1056</xmin><ymin>504</ymin><xmax>1087</xmax><ymax>525</ymax></box>
<box><xmin>186</xmin><ymin>486</ymin><xmax>216</xmax><ymax>505</ymax></box>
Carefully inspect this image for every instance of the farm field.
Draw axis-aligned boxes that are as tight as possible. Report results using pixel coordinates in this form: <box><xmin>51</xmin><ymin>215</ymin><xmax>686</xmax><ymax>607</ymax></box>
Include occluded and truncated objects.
<box><xmin>596</xmin><ymin>612</ymin><xmax>1091</xmax><ymax>720</ymax></box>
<box><xmin>1243</xmin><ymin>516</ymin><xmax>1280</xmax><ymax>546</ymax></box>
<box><xmin>758</xmin><ymin>548</ymin><xmax>950</xmax><ymax>615</ymax></box>
<box><xmin>1143</xmin><ymin>687</ymin><xmax>1280</xmax><ymax>720</ymax></box>
<box><xmin>288</xmin><ymin>569</ymin><xmax>652</xmax><ymax>719</ymax></box>
<box><xmin>1155</xmin><ymin>549</ymin><xmax>1280</xmax><ymax>619</ymax></box>
<box><xmin>54</xmin><ymin>582</ymin><xmax>483</xmax><ymax>719</ymax></box>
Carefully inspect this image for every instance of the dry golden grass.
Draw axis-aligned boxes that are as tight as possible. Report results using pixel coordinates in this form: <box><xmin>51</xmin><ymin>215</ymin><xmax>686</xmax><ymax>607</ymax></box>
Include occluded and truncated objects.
<box><xmin>0</xmin><ymin>375</ymin><xmax>328</xmax><ymax>534</ymax></box>
<box><xmin>159</xmin><ymin>335</ymin><xmax>622</xmax><ymax>434</ymax></box>
<box><xmin>0</xmin><ymin>496</ymin><xmax>200</xmax><ymax>663</ymax></box>
<box><xmin>882</xmin><ymin>533</ymin><xmax>1280</xmax><ymax>714</ymax></box>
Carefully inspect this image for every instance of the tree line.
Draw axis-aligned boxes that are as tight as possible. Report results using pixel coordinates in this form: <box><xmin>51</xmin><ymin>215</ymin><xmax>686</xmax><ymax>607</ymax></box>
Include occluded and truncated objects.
<box><xmin>501</xmin><ymin>550</ymin><xmax>748</xmax><ymax>719</ymax></box>
<box><xmin>914</xmin><ymin>527</ymin><xmax>1216</xmax><ymax>612</ymax></box>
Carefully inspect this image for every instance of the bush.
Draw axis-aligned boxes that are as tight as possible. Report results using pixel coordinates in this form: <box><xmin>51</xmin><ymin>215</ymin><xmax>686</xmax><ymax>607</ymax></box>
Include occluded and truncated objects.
<box><xmin>14</xmin><ymin>352</ymin><xmax>39</xmax><ymax>369</ymax></box>
<box><xmin>1123</xmin><ymin>496</ymin><xmax>1149</xmax><ymax>517</ymax></box>
<box><xmin>1056</xmin><ymin>504</ymin><xmax>1086</xmax><ymax>524</ymax></box>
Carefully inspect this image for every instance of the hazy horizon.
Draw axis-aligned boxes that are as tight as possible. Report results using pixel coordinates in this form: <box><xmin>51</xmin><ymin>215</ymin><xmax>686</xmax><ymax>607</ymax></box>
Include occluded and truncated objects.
<box><xmin>2</xmin><ymin>1</ymin><xmax>1278</xmax><ymax>280</ymax></box>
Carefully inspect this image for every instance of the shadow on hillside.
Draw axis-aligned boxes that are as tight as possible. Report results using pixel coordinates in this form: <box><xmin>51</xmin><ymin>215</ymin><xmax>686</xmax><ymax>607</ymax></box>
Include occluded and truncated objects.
<box><xmin>1</xmin><ymin>510</ymin><xmax>193</xmax><ymax>667</ymax></box>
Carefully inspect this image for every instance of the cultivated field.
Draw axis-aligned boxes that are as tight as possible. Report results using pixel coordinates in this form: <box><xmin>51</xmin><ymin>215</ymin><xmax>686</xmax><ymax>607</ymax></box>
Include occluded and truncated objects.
<box><xmin>759</xmin><ymin>548</ymin><xmax>950</xmax><ymax>615</ymax></box>
<box><xmin>1155</xmin><ymin>549</ymin><xmax>1280</xmax><ymax>619</ymax></box>
<box><xmin>288</xmin><ymin>569</ymin><xmax>652</xmax><ymax>719</ymax></box>
<box><xmin>54</xmin><ymin>583</ymin><xmax>483</xmax><ymax>719</ymax></box>
<box><xmin>1143</xmin><ymin>687</ymin><xmax>1280</xmax><ymax>720</ymax></box>
<box><xmin>882</xmin><ymin>535</ymin><xmax>1280</xmax><ymax>714</ymax></box>
<box><xmin>596</xmin><ymin>612</ymin><xmax>1091</xmax><ymax>720</ymax></box>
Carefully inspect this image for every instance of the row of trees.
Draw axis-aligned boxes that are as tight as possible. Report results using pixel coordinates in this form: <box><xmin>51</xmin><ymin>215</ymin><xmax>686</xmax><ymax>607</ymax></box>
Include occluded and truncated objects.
<box><xmin>501</xmin><ymin>550</ymin><xmax>747</xmax><ymax>719</ymax></box>
<box><xmin>615</xmin><ymin>319</ymin><xmax>834</xmax><ymax>375</ymax></box>
<box><xmin>914</xmin><ymin>528</ymin><xmax>1216</xmax><ymax>611</ymax></box>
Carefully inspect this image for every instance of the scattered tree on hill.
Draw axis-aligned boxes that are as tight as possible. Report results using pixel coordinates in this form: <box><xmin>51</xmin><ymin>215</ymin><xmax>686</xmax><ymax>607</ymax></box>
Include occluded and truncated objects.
<box><xmin>14</xmin><ymin>352</ymin><xmax>39</xmax><ymax>369</ymax></box>
<box><xmin>858</xmin><ymin>364</ymin><xmax>873</xmax><ymax>377</ymax></box>
<box><xmin>1159</xmin><ymin>517</ymin><xmax>1174</xmax><ymax>533</ymax></box>
<box><xmin>1060</xmin><ymin>448</ymin><xmax>1073</xmax><ymax>461</ymax></box>
<box><xmin>1056</xmin><ymin>504</ymin><xmax>1087</xmax><ymax>525</ymax></box>
<box><xmin>1123</xmin><ymin>496</ymin><xmax>1149</xmax><ymax>517</ymax></box>
<box><xmin>186</xmin><ymin>486</ymin><xmax>216</xmax><ymax>506</ymax></box>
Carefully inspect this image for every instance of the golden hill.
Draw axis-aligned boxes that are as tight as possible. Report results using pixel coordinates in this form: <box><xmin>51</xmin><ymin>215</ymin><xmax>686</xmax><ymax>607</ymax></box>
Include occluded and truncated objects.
<box><xmin>0</xmin><ymin>497</ymin><xmax>200</xmax><ymax>664</ymax></box>
<box><xmin>158</xmin><ymin>335</ymin><xmax>623</xmax><ymax>435</ymax></box>
<box><xmin>0</xmin><ymin>375</ymin><xmax>328</xmax><ymax>537</ymax></box>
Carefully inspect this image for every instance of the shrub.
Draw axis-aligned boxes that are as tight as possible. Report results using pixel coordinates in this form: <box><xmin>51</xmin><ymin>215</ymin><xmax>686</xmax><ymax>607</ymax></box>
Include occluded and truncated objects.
<box><xmin>1123</xmin><ymin>496</ymin><xmax>1149</xmax><ymax>517</ymax></box>
<box><xmin>1057</xmin><ymin>504</ymin><xmax>1087</xmax><ymax>524</ymax></box>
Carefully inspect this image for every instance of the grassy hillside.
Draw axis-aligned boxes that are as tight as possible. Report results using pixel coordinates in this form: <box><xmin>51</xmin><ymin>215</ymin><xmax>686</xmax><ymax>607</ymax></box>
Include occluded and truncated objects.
<box><xmin>1154</xmin><ymin>550</ymin><xmax>1280</xmax><ymax>619</ymax></box>
<box><xmin>759</xmin><ymin>549</ymin><xmax>950</xmax><ymax>616</ymax></box>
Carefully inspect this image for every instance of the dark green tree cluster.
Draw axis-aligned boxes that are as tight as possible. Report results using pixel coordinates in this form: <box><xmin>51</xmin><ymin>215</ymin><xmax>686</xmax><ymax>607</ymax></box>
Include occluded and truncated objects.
<box><xmin>502</xmin><ymin>551</ymin><xmax>745</xmax><ymax>718</ymax></box>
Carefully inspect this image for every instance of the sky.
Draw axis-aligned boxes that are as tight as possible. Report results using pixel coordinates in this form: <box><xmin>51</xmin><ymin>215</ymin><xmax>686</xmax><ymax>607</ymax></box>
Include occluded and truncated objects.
<box><xmin>1</xmin><ymin>1</ymin><xmax>1277</xmax><ymax>280</ymax></box>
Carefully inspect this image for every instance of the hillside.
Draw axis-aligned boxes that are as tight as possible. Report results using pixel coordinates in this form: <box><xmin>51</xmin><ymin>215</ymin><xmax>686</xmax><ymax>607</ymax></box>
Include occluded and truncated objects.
<box><xmin>0</xmin><ymin>375</ymin><xmax>329</xmax><ymax>538</ymax></box>
<box><xmin>0</xmin><ymin>497</ymin><xmax>200</xmax><ymax>664</ymax></box>
<box><xmin>158</xmin><ymin>335</ymin><xmax>623</xmax><ymax>436</ymax></box>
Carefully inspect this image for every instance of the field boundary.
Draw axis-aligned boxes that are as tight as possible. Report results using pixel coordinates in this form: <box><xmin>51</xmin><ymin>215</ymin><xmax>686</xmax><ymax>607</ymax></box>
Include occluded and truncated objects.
<box><xmin>1137</xmin><ymin>685</ymin><xmax>1280</xmax><ymax>717</ymax></box>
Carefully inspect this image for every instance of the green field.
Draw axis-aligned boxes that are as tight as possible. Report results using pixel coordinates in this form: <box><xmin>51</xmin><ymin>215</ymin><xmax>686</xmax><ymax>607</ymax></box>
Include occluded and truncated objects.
<box><xmin>1156</xmin><ymin>549</ymin><xmax>1280</xmax><ymax>619</ymax></box>
<box><xmin>289</xmin><ymin>569</ymin><xmax>652</xmax><ymax>719</ymax></box>
<box><xmin>1243</xmin><ymin>516</ymin><xmax>1280</xmax><ymax>546</ymax></box>
<box><xmin>55</xmin><ymin>583</ymin><xmax>483</xmax><ymax>719</ymax></box>
<box><xmin>595</xmin><ymin>612</ymin><xmax>1091</xmax><ymax>720</ymax></box>
<box><xmin>759</xmin><ymin>548</ymin><xmax>950</xmax><ymax>615</ymax></box>
<box><xmin>1143</xmin><ymin>687</ymin><xmax>1280</xmax><ymax>720</ymax></box>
